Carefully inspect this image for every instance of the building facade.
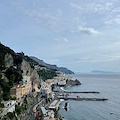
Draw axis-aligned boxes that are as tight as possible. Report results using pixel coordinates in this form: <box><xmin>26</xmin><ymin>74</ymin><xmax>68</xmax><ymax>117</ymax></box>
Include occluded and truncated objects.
<box><xmin>10</xmin><ymin>87</ymin><xmax>21</xmax><ymax>100</ymax></box>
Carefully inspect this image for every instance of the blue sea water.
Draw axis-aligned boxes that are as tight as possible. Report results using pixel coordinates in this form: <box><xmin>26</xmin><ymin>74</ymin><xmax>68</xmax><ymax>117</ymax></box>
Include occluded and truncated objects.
<box><xmin>59</xmin><ymin>74</ymin><xmax>120</xmax><ymax>120</ymax></box>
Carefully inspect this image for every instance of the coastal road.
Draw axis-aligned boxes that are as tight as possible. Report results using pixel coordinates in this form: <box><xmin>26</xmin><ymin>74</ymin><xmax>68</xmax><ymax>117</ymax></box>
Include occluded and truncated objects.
<box><xmin>27</xmin><ymin>98</ymin><xmax>44</xmax><ymax>120</ymax></box>
<box><xmin>27</xmin><ymin>101</ymin><xmax>38</xmax><ymax>120</ymax></box>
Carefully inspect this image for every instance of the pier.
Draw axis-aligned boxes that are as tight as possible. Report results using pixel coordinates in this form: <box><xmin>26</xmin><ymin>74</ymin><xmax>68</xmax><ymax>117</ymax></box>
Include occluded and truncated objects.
<box><xmin>58</xmin><ymin>97</ymin><xmax>108</xmax><ymax>101</ymax></box>
<box><xmin>58</xmin><ymin>88</ymin><xmax>108</xmax><ymax>101</ymax></box>
<box><xmin>60</xmin><ymin>88</ymin><xmax>100</xmax><ymax>94</ymax></box>
<box><xmin>63</xmin><ymin>91</ymin><xmax>100</xmax><ymax>94</ymax></box>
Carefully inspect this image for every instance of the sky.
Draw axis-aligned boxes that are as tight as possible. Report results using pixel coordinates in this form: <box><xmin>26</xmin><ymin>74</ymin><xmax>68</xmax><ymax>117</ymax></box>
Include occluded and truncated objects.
<box><xmin>0</xmin><ymin>0</ymin><xmax>120</xmax><ymax>73</ymax></box>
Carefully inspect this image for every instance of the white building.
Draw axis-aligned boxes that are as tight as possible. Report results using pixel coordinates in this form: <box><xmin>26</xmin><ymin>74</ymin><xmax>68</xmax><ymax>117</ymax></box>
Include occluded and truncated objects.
<box><xmin>41</xmin><ymin>107</ymin><xmax>48</xmax><ymax>116</ymax></box>
<box><xmin>22</xmin><ymin>76</ymin><xmax>31</xmax><ymax>83</ymax></box>
<box><xmin>2</xmin><ymin>100</ymin><xmax>16</xmax><ymax>113</ymax></box>
<box><xmin>49</xmin><ymin>100</ymin><xmax>60</xmax><ymax>111</ymax></box>
<box><xmin>57</xmin><ymin>80</ymin><xmax>66</xmax><ymax>86</ymax></box>
<box><xmin>41</xmin><ymin>107</ymin><xmax>55</xmax><ymax>120</ymax></box>
<box><xmin>22</xmin><ymin>76</ymin><xmax>32</xmax><ymax>93</ymax></box>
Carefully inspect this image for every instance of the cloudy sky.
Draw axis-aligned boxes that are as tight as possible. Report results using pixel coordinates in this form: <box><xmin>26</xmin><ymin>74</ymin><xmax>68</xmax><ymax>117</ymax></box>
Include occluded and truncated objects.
<box><xmin>0</xmin><ymin>0</ymin><xmax>120</xmax><ymax>73</ymax></box>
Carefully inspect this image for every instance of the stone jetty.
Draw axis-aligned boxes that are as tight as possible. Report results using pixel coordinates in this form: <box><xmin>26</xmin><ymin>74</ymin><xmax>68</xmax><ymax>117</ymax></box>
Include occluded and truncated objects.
<box><xmin>58</xmin><ymin>97</ymin><xmax>108</xmax><ymax>101</ymax></box>
<box><xmin>64</xmin><ymin>91</ymin><xmax>100</xmax><ymax>94</ymax></box>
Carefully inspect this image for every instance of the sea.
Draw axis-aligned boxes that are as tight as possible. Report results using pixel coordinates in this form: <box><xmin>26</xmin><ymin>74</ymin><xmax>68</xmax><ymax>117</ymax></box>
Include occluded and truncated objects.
<box><xmin>59</xmin><ymin>74</ymin><xmax>120</xmax><ymax>120</ymax></box>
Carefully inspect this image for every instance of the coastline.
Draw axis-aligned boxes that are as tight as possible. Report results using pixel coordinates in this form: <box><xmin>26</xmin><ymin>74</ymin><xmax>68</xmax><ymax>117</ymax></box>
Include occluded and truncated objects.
<box><xmin>57</xmin><ymin>77</ymin><xmax>82</xmax><ymax>120</ymax></box>
<box><xmin>57</xmin><ymin>74</ymin><xmax>109</xmax><ymax>120</ymax></box>
<box><xmin>64</xmin><ymin>79</ymin><xmax>81</xmax><ymax>88</ymax></box>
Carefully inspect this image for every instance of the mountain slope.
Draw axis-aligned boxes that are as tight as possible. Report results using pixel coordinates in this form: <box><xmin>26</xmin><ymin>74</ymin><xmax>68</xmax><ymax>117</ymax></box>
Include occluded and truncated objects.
<box><xmin>30</xmin><ymin>56</ymin><xmax>74</xmax><ymax>74</ymax></box>
<box><xmin>0</xmin><ymin>43</ymin><xmax>57</xmax><ymax>101</ymax></box>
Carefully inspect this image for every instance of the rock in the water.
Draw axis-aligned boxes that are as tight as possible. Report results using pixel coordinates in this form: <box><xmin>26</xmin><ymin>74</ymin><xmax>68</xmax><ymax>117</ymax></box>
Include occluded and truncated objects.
<box><xmin>65</xmin><ymin>79</ymin><xmax>81</xmax><ymax>87</ymax></box>
<box><xmin>74</xmin><ymin>79</ymin><xmax>81</xmax><ymax>85</ymax></box>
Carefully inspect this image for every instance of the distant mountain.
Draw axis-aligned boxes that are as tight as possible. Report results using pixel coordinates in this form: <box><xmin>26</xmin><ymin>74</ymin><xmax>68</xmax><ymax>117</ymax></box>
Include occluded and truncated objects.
<box><xmin>91</xmin><ymin>70</ymin><xmax>119</xmax><ymax>74</ymax></box>
<box><xmin>30</xmin><ymin>56</ymin><xmax>74</xmax><ymax>74</ymax></box>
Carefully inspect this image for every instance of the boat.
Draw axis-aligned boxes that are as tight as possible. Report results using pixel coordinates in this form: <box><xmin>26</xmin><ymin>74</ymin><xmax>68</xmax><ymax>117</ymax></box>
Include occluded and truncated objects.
<box><xmin>110</xmin><ymin>112</ymin><xmax>113</xmax><ymax>114</ymax></box>
<box><xmin>60</xmin><ymin>99</ymin><xmax>64</xmax><ymax>102</ymax></box>
<box><xmin>64</xmin><ymin>102</ymin><xmax>69</xmax><ymax>111</ymax></box>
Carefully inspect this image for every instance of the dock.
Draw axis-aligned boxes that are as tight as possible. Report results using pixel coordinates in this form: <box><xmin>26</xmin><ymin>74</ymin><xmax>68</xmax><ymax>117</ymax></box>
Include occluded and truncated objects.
<box><xmin>58</xmin><ymin>97</ymin><xmax>108</xmax><ymax>101</ymax></box>
<box><xmin>58</xmin><ymin>88</ymin><xmax>108</xmax><ymax>101</ymax></box>
<box><xmin>63</xmin><ymin>91</ymin><xmax>100</xmax><ymax>94</ymax></box>
<box><xmin>60</xmin><ymin>88</ymin><xmax>100</xmax><ymax>94</ymax></box>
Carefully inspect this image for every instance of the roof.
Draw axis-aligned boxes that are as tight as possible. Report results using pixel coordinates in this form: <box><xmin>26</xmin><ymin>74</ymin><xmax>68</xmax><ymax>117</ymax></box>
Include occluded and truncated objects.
<box><xmin>49</xmin><ymin>100</ymin><xmax>59</xmax><ymax>109</ymax></box>
<box><xmin>2</xmin><ymin>100</ymin><xmax>16</xmax><ymax>104</ymax></box>
<box><xmin>41</xmin><ymin>107</ymin><xmax>48</xmax><ymax>115</ymax></box>
<box><xmin>11</xmin><ymin>87</ymin><xmax>21</xmax><ymax>90</ymax></box>
<box><xmin>36</xmin><ymin>111</ymin><xmax>40</xmax><ymax>116</ymax></box>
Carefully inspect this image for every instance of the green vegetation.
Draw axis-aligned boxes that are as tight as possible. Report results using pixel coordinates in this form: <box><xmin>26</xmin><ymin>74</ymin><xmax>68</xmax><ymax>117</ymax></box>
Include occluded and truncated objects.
<box><xmin>14</xmin><ymin>54</ymin><xmax>23</xmax><ymax>66</ymax></box>
<box><xmin>51</xmin><ymin>84</ymin><xmax>55</xmax><ymax>91</ymax></box>
<box><xmin>24</xmin><ymin>55</ymin><xmax>38</xmax><ymax>68</ymax></box>
<box><xmin>5</xmin><ymin>67</ymin><xmax>23</xmax><ymax>84</ymax></box>
<box><xmin>37</xmin><ymin>69</ymin><xmax>57</xmax><ymax>81</ymax></box>
<box><xmin>0</xmin><ymin>91</ymin><xmax>4</xmax><ymax>108</ymax></box>
<box><xmin>0</xmin><ymin>75</ymin><xmax>10</xmax><ymax>101</ymax></box>
<box><xmin>9</xmin><ymin>74</ymin><xmax>15</xmax><ymax>87</ymax></box>
<box><xmin>2</xmin><ymin>112</ymin><xmax>18</xmax><ymax>120</ymax></box>
<box><xmin>15</xmin><ymin>96</ymin><xmax>28</xmax><ymax>115</ymax></box>
<box><xmin>15</xmin><ymin>104</ymin><xmax>26</xmax><ymax>115</ymax></box>
<box><xmin>0</xmin><ymin>67</ymin><xmax>22</xmax><ymax>101</ymax></box>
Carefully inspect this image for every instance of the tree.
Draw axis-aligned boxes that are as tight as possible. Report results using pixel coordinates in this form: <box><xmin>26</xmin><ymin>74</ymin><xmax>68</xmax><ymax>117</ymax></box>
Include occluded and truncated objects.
<box><xmin>15</xmin><ymin>105</ymin><xmax>22</xmax><ymax>115</ymax></box>
<box><xmin>0</xmin><ymin>91</ymin><xmax>4</xmax><ymax>108</ymax></box>
<box><xmin>9</xmin><ymin>74</ymin><xmax>15</xmax><ymax>87</ymax></box>
<box><xmin>51</xmin><ymin>84</ymin><xmax>55</xmax><ymax>91</ymax></box>
<box><xmin>0</xmin><ymin>91</ymin><xmax>2</xmax><ymax>102</ymax></box>
<box><xmin>0</xmin><ymin>75</ymin><xmax>10</xmax><ymax>101</ymax></box>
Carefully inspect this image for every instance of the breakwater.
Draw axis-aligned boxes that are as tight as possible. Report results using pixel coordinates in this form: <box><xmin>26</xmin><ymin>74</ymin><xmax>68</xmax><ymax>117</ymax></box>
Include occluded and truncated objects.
<box><xmin>58</xmin><ymin>97</ymin><xmax>108</xmax><ymax>101</ymax></box>
<box><xmin>64</xmin><ymin>91</ymin><xmax>100</xmax><ymax>94</ymax></box>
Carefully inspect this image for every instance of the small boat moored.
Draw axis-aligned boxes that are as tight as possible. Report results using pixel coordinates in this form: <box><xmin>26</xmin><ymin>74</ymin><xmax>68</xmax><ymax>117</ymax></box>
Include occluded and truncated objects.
<box><xmin>110</xmin><ymin>112</ymin><xmax>113</xmax><ymax>114</ymax></box>
<box><xmin>64</xmin><ymin>102</ymin><xmax>69</xmax><ymax>111</ymax></box>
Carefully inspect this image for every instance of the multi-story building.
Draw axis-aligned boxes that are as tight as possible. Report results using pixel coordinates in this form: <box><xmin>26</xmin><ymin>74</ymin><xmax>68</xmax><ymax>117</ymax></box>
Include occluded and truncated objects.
<box><xmin>33</xmin><ymin>83</ymin><xmax>39</xmax><ymax>92</ymax></box>
<box><xmin>49</xmin><ymin>100</ymin><xmax>60</xmax><ymax>111</ymax></box>
<box><xmin>40</xmin><ymin>107</ymin><xmax>55</xmax><ymax>120</ymax></box>
<box><xmin>10</xmin><ymin>87</ymin><xmax>21</xmax><ymax>100</ymax></box>
<box><xmin>1</xmin><ymin>100</ymin><xmax>16</xmax><ymax>115</ymax></box>
<box><xmin>22</xmin><ymin>76</ymin><xmax>32</xmax><ymax>93</ymax></box>
<box><xmin>57</xmin><ymin>80</ymin><xmax>66</xmax><ymax>86</ymax></box>
<box><xmin>21</xmin><ymin>85</ymin><xmax>26</xmax><ymax>96</ymax></box>
<box><xmin>41</xmin><ymin>81</ymin><xmax>52</xmax><ymax>98</ymax></box>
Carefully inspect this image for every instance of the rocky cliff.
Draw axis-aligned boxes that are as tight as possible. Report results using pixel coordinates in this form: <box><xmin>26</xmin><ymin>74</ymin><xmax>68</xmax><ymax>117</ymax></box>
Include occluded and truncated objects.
<box><xmin>5</xmin><ymin>53</ymin><xmax>14</xmax><ymax>68</ymax></box>
<box><xmin>21</xmin><ymin>59</ymin><xmax>33</xmax><ymax>76</ymax></box>
<box><xmin>0</xmin><ymin>43</ymin><xmax>57</xmax><ymax>101</ymax></box>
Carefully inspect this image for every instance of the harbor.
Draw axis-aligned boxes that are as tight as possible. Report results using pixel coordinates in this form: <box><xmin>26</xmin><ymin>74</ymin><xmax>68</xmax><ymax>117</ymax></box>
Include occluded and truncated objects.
<box><xmin>57</xmin><ymin>88</ymin><xmax>108</xmax><ymax>101</ymax></box>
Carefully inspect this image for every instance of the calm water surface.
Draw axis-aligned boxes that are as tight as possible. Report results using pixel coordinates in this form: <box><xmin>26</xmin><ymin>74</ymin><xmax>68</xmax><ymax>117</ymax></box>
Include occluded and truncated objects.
<box><xmin>59</xmin><ymin>74</ymin><xmax>120</xmax><ymax>120</ymax></box>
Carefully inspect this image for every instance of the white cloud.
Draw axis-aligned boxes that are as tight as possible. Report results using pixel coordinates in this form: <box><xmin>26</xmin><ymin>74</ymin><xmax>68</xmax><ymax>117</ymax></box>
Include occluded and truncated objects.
<box><xmin>78</xmin><ymin>26</ymin><xmax>100</xmax><ymax>35</ymax></box>
<box><xmin>11</xmin><ymin>2</ymin><xmax>60</xmax><ymax>29</ymax></box>
<box><xmin>94</xmin><ymin>2</ymin><xmax>113</xmax><ymax>13</ymax></box>
<box><xmin>25</xmin><ymin>10</ymin><xmax>58</xmax><ymax>27</ymax></box>
<box><xmin>55</xmin><ymin>38</ymin><xmax>69</xmax><ymax>42</ymax></box>
<box><xmin>74</xmin><ymin>53</ymin><xmax>120</xmax><ymax>63</ymax></box>
<box><xmin>99</xmin><ymin>41</ymin><xmax>120</xmax><ymax>50</ymax></box>
<box><xmin>105</xmin><ymin>15</ymin><xmax>120</xmax><ymax>24</ymax></box>
<box><xmin>70</xmin><ymin>2</ymin><xmax>83</xmax><ymax>11</ymax></box>
<box><xmin>70</xmin><ymin>2</ymin><xmax>113</xmax><ymax>15</ymax></box>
